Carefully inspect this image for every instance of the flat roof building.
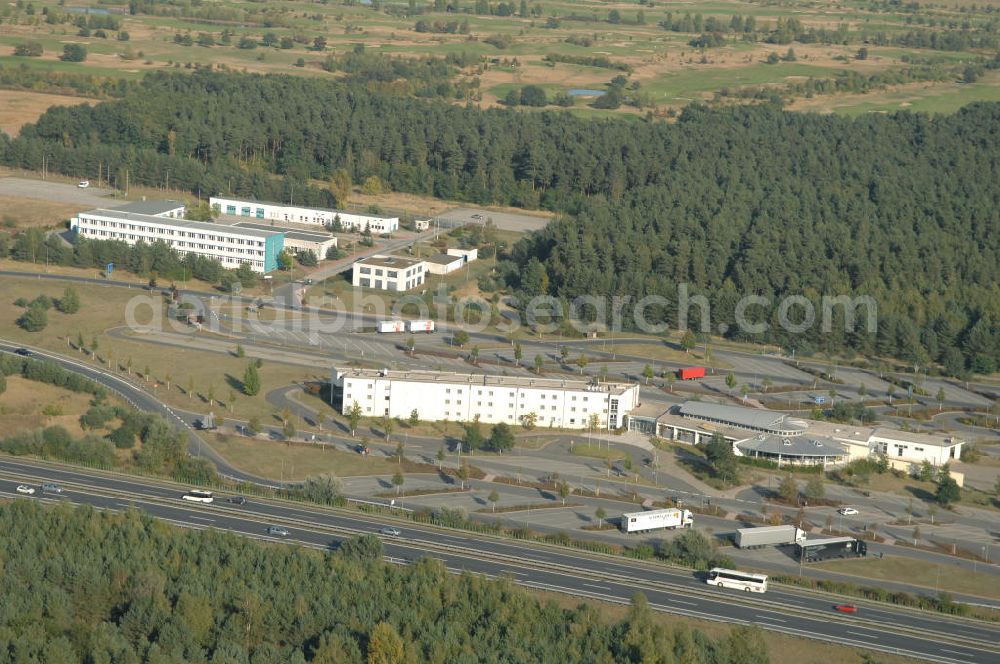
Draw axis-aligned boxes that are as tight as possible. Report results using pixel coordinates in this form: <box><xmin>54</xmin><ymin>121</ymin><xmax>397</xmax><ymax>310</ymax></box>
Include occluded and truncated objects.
<box><xmin>868</xmin><ymin>428</ymin><xmax>963</xmax><ymax>466</ymax></box>
<box><xmin>423</xmin><ymin>253</ymin><xmax>464</xmax><ymax>275</ymax></box>
<box><xmin>332</xmin><ymin>367</ymin><xmax>640</xmax><ymax>430</ymax></box>
<box><xmin>72</xmin><ymin>207</ymin><xmax>284</xmax><ymax>273</ymax></box>
<box><xmin>233</xmin><ymin>221</ymin><xmax>337</xmax><ymax>261</ymax></box>
<box><xmin>351</xmin><ymin>255</ymin><xmax>426</xmax><ymax>291</ymax></box>
<box><xmin>210</xmin><ymin>196</ymin><xmax>399</xmax><ymax>234</ymax></box>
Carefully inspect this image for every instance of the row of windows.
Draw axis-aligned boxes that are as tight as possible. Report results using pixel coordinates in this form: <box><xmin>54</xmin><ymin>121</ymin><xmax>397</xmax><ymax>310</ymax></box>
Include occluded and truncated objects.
<box><xmin>82</xmin><ymin>218</ymin><xmax>265</xmax><ymax>247</ymax></box>
<box><xmin>79</xmin><ymin>228</ymin><xmax>263</xmax><ymax>268</ymax></box>
<box><xmin>83</xmin><ymin>228</ymin><xmax>263</xmax><ymax>256</ymax></box>
<box><xmin>358</xmin><ymin>266</ymin><xmax>424</xmax><ymax>278</ymax></box>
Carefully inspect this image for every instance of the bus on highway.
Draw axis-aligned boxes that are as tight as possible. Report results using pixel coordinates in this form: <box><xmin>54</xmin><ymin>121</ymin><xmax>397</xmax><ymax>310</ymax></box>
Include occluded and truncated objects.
<box><xmin>181</xmin><ymin>490</ymin><xmax>214</xmax><ymax>504</ymax></box>
<box><xmin>706</xmin><ymin>568</ymin><xmax>768</xmax><ymax>593</ymax></box>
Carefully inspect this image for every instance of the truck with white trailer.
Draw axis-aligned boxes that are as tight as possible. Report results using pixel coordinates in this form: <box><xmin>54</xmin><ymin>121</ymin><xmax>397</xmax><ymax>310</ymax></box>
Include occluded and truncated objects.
<box><xmin>406</xmin><ymin>319</ymin><xmax>435</xmax><ymax>333</ymax></box>
<box><xmin>734</xmin><ymin>525</ymin><xmax>807</xmax><ymax>549</ymax></box>
<box><xmin>377</xmin><ymin>320</ymin><xmax>406</xmax><ymax>334</ymax></box>
<box><xmin>620</xmin><ymin>508</ymin><xmax>693</xmax><ymax>533</ymax></box>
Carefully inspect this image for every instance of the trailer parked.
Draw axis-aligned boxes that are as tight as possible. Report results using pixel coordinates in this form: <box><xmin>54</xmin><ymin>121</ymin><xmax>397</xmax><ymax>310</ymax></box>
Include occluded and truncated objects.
<box><xmin>407</xmin><ymin>319</ymin><xmax>435</xmax><ymax>334</ymax></box>
<box><xmin>795</xmin><ymin>536</ymin><xmax>867</xmax><ymax>562</ymax></box>
<box><xmin>677</xmin><ymin>367</ymin><xmax>706</xmax><ymax>380</ymax></box>
<box><xmin>377</xmin><ymin>320</ymin><xmax>406</xmax><ymax>334</ymax></box>
<box><xmin>620</xmin><ymin>508</ymin><xmax>693</xmax><ymax>533</ymax></box>
<box><xmin>735</xmin><ymin>525</ymin><xmax>807</xmax><ymax>549</ymax></box>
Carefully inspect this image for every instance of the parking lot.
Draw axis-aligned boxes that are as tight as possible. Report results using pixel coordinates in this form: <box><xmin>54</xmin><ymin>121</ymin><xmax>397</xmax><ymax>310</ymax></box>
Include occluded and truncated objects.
<box><xmin>0</xmin><ymin>176</ymin><xmax>118</xmax><ymax>208</ymax></box>
<box><xmin>437</xmin><ymin>207</ymin><xmax>553</xmax><ymax>233</ymax></box>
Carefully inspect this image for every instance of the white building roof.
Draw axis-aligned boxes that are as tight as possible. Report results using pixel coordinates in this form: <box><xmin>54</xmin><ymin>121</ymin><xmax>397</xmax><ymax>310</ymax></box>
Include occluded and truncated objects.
<box><xmin>354</xmin><ymin>255</ymin><xmax>424</xmax><ymax>270</ymax></box>
<box><xmin>870</xmin><ymin>427</ymin><xmax>963</xmax><ymax>448</ymax></box>
<box><xmin>338</xmin><ymin>367</ymin><xmax>637</xmax><ymax>396</ymax></box>
<box><xmin>79</xmin><ymin>209</ymin><xmax>283</xmax><ymax>240</ymax></box>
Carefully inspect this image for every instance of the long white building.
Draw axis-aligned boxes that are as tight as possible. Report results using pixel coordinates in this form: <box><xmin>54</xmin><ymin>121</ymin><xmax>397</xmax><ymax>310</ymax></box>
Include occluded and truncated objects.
<box><xmin>332</xmin><ymin>368</ymin><xmax>640</xmax><ymax>430</ymax></box>
<box><xmin>72</xmin><ymin>203</ymin><xmax>285</xmax><ymax>273</ymax></box>
<box><xmin>210</xmin><ymin>196</ymin><xmax>398</xmax><ymax>234</ymax></box>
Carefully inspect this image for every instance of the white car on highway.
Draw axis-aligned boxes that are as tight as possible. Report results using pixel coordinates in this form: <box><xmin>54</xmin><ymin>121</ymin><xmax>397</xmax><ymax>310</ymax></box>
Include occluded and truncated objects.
<box><xmin>838</xmin><ymin>507</ymin><xmax>859</xmax><ymax>516</ymax></box>
<box><xmin>16</xmin><ymin>485</ymin><xmax>35</xmax><ymax>495</ymax></box>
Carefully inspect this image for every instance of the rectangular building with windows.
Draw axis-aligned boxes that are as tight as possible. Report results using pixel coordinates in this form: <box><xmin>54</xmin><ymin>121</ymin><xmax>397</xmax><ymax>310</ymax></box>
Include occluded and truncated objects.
<box><xmin>332</xmin><ymin>367</ymin><xmax>640</xmax><ymax>430</ymax></box>
<box><xmin>351</xmin><ymin>255</ymin><xmax>425</xmax><ymax>291</ymax></box>
<box><xmin>209</xmin><ymin>196</ymin><xmax>399</xmax><ymax>234</ymax></box>
<box><xmin>867</xmin><ymin>428</ymin><xmax>963</xmax><ymax>466</ymax></box>
<box><xmin>72</xmin><ymin>208</ymin><xmax>284</xmax><ymax>273</ymax></box>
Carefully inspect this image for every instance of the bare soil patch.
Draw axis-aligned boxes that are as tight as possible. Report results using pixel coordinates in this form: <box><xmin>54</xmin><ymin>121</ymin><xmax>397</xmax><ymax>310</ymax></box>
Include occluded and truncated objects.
<box><xmin>0</xmin><ymin>90</ymin><xmax>97</xmax><ymax>138</ymax></box>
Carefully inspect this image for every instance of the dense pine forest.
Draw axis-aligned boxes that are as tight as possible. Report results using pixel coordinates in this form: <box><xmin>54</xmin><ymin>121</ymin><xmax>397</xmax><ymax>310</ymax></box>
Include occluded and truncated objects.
<box><xmin>1</xmin><ymin>71</ymin><xmax>998</xmax><ymax>372</ymax></box>
<box><xmin>0</xmin><ymin>501</ymin><xmax>767</xmax><ymax>663</ymax></box>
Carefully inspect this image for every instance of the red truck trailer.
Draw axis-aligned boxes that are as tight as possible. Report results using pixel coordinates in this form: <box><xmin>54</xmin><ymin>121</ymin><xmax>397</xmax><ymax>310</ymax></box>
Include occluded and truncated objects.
<box><xmin>677</xmin><ymin>366</ymin><xmax>706</xmax><ymax>380</ymax></box>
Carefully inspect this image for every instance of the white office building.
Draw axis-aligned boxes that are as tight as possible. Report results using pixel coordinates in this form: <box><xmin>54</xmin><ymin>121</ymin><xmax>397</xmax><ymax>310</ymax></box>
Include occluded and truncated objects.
<box><xmin>333</xmin><ymin>368</ymin><xmax>640</xmax><ymax>430</ymax></box>
<box><xmin>351</xmin><ymin>255</ymin><xmax>426</xmax><ymax>291</ymax></box>
<box><xmin>72</xmin><ymin>206</ymin><xmax>285</xmax><ymax>273</ymax></box>
<box><xmin>867</xmin><ymin>428</ymin><xmax>963</xmax><ymax>466</ymax></box>
<box><xmin>210</xmin><ymin>196</ymin><xmax>399</xmax><ymax>234</ymax></box>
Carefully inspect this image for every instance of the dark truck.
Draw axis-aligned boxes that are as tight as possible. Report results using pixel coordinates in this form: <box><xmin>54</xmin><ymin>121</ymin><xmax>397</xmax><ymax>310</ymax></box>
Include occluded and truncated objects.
<box><xmin>795</xmin><ymin>536</ymin><xmax>867</xmax><ymax>563</ymax></box>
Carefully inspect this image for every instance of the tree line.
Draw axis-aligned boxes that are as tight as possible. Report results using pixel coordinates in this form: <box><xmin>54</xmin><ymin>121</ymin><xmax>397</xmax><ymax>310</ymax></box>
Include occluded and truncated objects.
<box><xmin>0</xmin><ymin>500</ymin><xmax>770</xmax><ymax>662</ymax></box>
<box><xmin>1</xmin><ymin>70</ymin><xmax>998</xmax><ymax>372</ymax></box>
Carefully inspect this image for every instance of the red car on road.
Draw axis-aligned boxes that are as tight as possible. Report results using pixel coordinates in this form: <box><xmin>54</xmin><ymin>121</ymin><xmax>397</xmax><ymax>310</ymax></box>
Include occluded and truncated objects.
<box><xmin>834</xmin><ymin>604</ymin><xmax>858</xmax><ymax>614</ymax></box>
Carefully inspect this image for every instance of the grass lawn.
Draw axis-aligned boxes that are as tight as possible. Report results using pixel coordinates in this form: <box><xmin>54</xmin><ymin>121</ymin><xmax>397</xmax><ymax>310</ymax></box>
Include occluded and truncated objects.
<box><xmin>570</xmin><ymin>442</ymin><xmax>626</xmax><ymax>462</ymax></box>
<box><xmin>0</xmin><ymin>275</ymin><xmax>316</xmax><ymax>423</ymax></box>
<box><xmin>202</xmin><ymin>430</ymin><xmax>417</xmax><ymax>481</ymax></box>
<box><xmin>815</xmin><ymin>557</ymin><xmax>1000</xmax><ymax>601</ymax></box>
<box><xmin>0</xmin><ymin>375</ymin><xmax>117</xmax><ymax>439</ymax></box>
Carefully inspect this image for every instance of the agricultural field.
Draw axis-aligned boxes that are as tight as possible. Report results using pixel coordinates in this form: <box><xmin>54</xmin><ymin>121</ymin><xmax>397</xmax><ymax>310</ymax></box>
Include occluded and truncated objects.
<box><xmin>0</xmin><ymin>0</ymin><xmax>997</xmax><ymax>123</ymax></box>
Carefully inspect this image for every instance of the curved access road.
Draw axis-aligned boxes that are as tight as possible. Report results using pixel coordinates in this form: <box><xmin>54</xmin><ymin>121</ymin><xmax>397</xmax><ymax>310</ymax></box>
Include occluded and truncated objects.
<box><xmin>0</xmin><ymin>340</ymin><xmax>274</xmax><ymax>487</ymax></box>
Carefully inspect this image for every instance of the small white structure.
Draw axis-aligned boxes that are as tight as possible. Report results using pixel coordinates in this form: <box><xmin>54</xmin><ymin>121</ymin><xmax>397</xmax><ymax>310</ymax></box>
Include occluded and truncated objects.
<box><xmin>423</xmin><ymin>253</ymin><xmax>464</xmax><ymax>276</ymax></box>
<box><xmin>413</xmin><ymin>218</ymin><xmax>431</xmax><ymax>231</ymax></box>
<box><xmin>72</xmin><ymin>205</ymin><xmax>284</xmax><ymax>273</ymax></box>
<box><xmin>447</xmin><ymin>247</ymin><xmax>478</xmax><ymax>262</ymax></box>
<box><xmin>210</xmin><ymin>196</ymin><xmax>399</xmax><ymax>234</ymax></box>
<box><xmin>351</xmin><ymin>255</ymin><xmax>426</xmax><ymax>291</ymax></box>
<box><xmin>333</xmin><ymin>367</ymin><xmax>640</xmax><ymax>430</ymax></box>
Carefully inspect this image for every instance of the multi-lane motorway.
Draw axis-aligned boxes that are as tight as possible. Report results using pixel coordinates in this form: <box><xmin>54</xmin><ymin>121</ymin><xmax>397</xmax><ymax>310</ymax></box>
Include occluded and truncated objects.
<box><xmin>0</xmin><ymin>457</ymin><xmax>998</xmax><ymax>664</ymax></box>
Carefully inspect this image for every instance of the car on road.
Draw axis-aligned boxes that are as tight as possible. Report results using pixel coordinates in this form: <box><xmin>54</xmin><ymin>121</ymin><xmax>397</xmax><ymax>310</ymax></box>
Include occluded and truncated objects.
<box><xmin>78</xmin><ymin>180</ymin><xmax>89</xmax><ymax>188</ymax></box>
<box><xmin>227</xmin><ymin>496</ymin><xmax>247</xmax><ymax>505</ymax></box>
<box><xmin>834</xmin><ymin>604</ymin><xmax>858</xmax><ymax>614</ymax></box>
<box><xmin>16</xmin><ymin>485</ymin><xmax>35</xmax><ymax>495</ymax></box>
<box><xmin>471</xmin><ymin>213</ymin><xmax>483</xmax><ymax>219</ymax></box>
<box><xmin>41</xmin><ymin>483</ymin><xmax>63</xmax><ymax>493</ymax></box>
<box><xmin>14</xmin><ymin>348</ymin><xmax>31</xmax><ymax>356</ymax></box>
<box><xmin>838</xmin><ymin>507</ymin><xmax>859</xmax><ymax>516</ymax></box>
<box><xmin>380</xmin><ymin>527</ymin><xmax>401</xmax><ymax>537</ymax></box>
<box><xmin>267</xmin><ymin>525</ymin><xmax>290</xmax><ymax>537</ymax></box>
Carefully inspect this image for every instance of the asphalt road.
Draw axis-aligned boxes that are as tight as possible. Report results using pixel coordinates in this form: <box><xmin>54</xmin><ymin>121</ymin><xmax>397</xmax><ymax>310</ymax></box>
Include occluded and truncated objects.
<box><xmin>0</xmin><ymin>341</ymin><xmax>270</xmax><ymax>486</ymax></box>
<box><xmin>0</xmin><ymin>457</ymin><xmax>996</xmax><ymax>664</ymax></box>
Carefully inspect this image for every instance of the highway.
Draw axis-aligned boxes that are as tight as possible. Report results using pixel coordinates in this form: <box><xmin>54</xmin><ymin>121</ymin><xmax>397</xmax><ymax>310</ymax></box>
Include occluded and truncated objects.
<box><xmin>0</xmin><ymin>456</ymin><xmax>997</xmax><ymax>664</ymax></box>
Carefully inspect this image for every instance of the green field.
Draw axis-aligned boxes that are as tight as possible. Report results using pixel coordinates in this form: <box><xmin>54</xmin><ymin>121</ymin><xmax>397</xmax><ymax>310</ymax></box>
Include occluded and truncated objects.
<box><xmin>2</xmin><ymin>0</ymin><xmax>999</xmax><ymax>119</ymax></box>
